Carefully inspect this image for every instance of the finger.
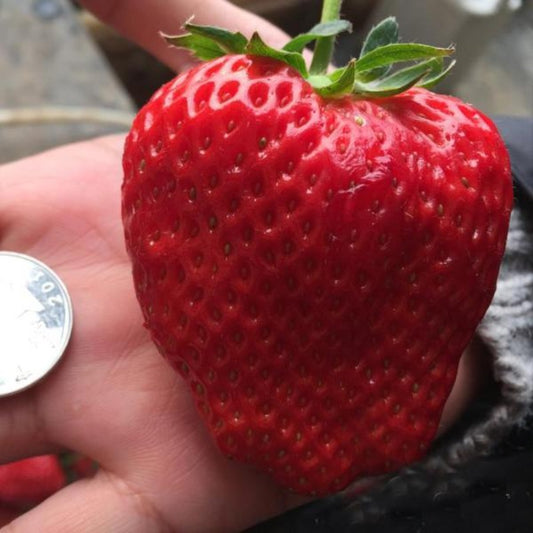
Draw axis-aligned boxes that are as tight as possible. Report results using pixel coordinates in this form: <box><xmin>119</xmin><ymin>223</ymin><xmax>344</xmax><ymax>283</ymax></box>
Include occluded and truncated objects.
<box><xmin>1</xmin><ymin>472</ymin><xmax>169</xmax><ymax>533</ymax></box>
<box><xmin>79</xmin><ymin>0</ymin><xmax>291</xmax><ymax>72</ymax></box>
<box><xmin>438</xmin><ymin>336</ymin><xmax>491</xmax><ymax>435</ymax></box>
<box><xmin>0</xmin><ymin>391</ymin><xmax>62</xmax><ymax>463</ymax></box>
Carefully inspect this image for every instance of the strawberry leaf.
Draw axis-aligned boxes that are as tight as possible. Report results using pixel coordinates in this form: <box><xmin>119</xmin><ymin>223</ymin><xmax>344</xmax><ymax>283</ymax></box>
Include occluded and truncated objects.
<box><xmin>360</xmin><ymin>16</ymin><xmax>399</xmax><ymax>56</ymax></box>
<box><xmin>163</xmin><ymin>32</ymin><xmax>226</xmax><ymax>61</ymax></box>
<box><xmin>246</xmin><ymin>33</ymin><xmax>309</xmax><ymax>77</ymax></box>
<box><xmin>353</xmin><ymin>58</ymin><xmax>435</xmax><ymax>97</ymax></box>
<box><xmin>313</xmin><ymin>60</ymin><xmax>356</xmax><ymax>97</ymax></box>
<box><xmin>418</xmin><ymin>58</ymin><xmax>457</xmax><ymax>88</ymax></box>
<box><xmin>307</xmin><ymin>60</ymin><xmax>357</xmax><ymax>97</ymax></box>
<box><xmin>183</xmin><ymin>22</ymin><xmax>248</xmax><ymax>54</ymax></box>
<box><xmin>354</xmin><ymin>43</ymin><xmax>454</xmax><ymax>74</ymax></box>
<box><xmin>283</xmin><ymin>20</ymin><xmax>352</xmax><ymax>53</ymax></box>
<box><xmin>358</xmin><ymin>17</ymin><xmax>399</xmax><ymax>81</ymax></box>
<box><xmin>306</xmin><ymin>74</ymin><xmax>332</xmax><ymax>88</ymax></box>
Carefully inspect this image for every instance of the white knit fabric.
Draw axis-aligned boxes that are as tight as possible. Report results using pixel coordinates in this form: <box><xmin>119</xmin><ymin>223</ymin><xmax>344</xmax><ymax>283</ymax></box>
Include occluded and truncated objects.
<box><xmin>430</xmin><ymin>205</ymin><xmax>533</xmax><ymax>471</ymax></box>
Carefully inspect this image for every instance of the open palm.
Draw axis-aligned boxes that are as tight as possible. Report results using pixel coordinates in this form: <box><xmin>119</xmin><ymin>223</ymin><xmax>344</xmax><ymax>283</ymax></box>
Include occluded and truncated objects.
<box><xmin>0</xmin><ymin>136</ymin><xmax>306</xmax><ymax>532</ymax></box>
<box><xmin>0</xmin><ymin>1</ymin><xmax>485</xmax><ymax>529</ymax></box>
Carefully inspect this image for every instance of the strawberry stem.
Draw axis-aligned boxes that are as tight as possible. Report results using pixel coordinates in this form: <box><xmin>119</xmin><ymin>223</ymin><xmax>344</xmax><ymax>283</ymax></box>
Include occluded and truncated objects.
<box><xmin>309</xmin><ymin>0</ymin><xmax>343</xmax><ymax>75</ymax></box>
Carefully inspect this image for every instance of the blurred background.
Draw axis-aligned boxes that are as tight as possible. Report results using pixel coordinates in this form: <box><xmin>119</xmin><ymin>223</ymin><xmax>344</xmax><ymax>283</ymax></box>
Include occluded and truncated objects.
<box><xmin>0</xmin><ymin>0</ymin><xmax>531</xmax><ymax>163</ymax></box>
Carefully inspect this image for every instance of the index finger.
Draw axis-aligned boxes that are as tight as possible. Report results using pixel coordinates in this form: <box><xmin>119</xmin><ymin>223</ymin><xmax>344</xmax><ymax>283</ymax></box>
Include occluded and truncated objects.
<box><xmin>79</xmin><ymin>0</ymin><xmax>291</xmax><ymax>72</ymax></box>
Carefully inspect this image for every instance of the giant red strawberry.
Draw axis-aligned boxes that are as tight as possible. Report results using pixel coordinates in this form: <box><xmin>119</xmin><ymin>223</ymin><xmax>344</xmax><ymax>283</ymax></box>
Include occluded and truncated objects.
<box><xmin>121</xmin><ymin>13</ymin><xmax>512</xmax><ymax>495</ymax></box>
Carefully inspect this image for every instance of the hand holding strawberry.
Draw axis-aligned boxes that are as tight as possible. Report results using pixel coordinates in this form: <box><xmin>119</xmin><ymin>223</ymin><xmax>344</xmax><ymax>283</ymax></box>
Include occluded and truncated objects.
<box><xmin>0</xmin><ymin>0</ymin><xmax>511</xmax><ymax>530</ymax></box>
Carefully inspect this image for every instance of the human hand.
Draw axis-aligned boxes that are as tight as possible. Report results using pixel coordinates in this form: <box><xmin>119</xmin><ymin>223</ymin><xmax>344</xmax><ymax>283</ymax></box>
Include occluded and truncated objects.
<box><xmin>79</xmin><ymin>0</ymin><xmax>292</xmax><ymax>73</ymax></box>
<box><xmin>0</xmin><ymin>2</ymin><xmax>490</xmax><ymax>531</ymax></box>
<box><xmin>0</xmin><ymin>134</ymin><xmax>488</xmax><ymax>532</ymax></box>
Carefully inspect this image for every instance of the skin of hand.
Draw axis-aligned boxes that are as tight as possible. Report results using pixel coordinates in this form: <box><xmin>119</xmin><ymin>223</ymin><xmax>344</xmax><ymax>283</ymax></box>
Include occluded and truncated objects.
<box><xmin>0</xmin><ymin>1</ymin><xmax>490</xmax><ymax>531</ymax></box>
<box><xmin>79</xmin><ymin>0</ymin><xmax>292</xmax><ymax>73</ymax></box>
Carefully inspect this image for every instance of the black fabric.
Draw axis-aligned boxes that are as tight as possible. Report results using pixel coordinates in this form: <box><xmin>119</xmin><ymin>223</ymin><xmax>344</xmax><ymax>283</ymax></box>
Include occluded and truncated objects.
<box><xmin>494</xmin><ymin>116</ymin><xmax>533</xmax><ymax>204</ymax></box>
<box><xmin>247</xmin><ymin>116</ymin><xmax>533</xmax><ymax>533</ymax></box>
<box><xmin>249</xmin><ymin>414</ymin><xmax>533</xmax><ymax>533</ymax></box>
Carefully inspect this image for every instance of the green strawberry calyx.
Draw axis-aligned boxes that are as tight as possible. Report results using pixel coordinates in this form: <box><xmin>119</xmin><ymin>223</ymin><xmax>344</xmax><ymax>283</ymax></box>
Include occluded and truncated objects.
<box><xmin>163</xmin><ymin>8</ymin><xmax>455</xmax><ymax>98</ymax></box>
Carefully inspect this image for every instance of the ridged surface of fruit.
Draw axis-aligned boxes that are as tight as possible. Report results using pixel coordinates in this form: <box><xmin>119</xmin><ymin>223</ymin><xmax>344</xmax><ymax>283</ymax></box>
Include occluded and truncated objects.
<box><xmin>122</xmin><ymin>55</ymin><xmax>512</xmax><ymax>495</ymax></box>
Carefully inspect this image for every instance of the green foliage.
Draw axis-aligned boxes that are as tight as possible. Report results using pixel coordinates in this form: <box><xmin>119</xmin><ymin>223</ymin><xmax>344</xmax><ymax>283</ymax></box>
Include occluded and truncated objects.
<box><xmin>164</xmin><ymin>14</ymin><xmax>455</xmax><ymax>99</ymax></box>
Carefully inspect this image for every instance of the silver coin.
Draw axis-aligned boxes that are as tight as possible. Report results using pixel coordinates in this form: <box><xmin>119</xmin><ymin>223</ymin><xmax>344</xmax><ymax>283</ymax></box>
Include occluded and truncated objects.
<box><xmin>0</xmin><ymin>251</ymin><xmax>73</xmax><ymax>397</ymax></box>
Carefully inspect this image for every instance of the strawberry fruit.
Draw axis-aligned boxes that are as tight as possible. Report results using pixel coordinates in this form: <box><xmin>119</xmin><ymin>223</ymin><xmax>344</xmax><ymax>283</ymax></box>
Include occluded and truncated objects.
<box><xmin>0</xmin><ymin>455</ymin><xmax>66</xmax><ymax>508</ymax></box>
<box><xmin>121</xmin><ymin>9</ymin><xmax>512</xmax><ymax>495</ymax></box>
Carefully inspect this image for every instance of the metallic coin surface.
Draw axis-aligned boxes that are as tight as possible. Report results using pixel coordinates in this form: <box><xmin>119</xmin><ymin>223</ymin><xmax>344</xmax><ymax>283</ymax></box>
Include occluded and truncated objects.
<box><xmin>0</xmin><ymin>252</ymin><xmax>73</xmax><ymax>397</ymax></box>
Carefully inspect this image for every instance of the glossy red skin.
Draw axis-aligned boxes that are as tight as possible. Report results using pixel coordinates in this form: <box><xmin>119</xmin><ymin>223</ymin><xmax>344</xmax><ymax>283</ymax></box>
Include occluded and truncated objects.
<box><xmin>0</xmin><ymin>455</ymin><xmax>66</xmax><ymax>507</ymax></box>
<box><xmin>122</xmin><ymin>55</ymin><xmax>512</xmax><ymax>495</ymax></box>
